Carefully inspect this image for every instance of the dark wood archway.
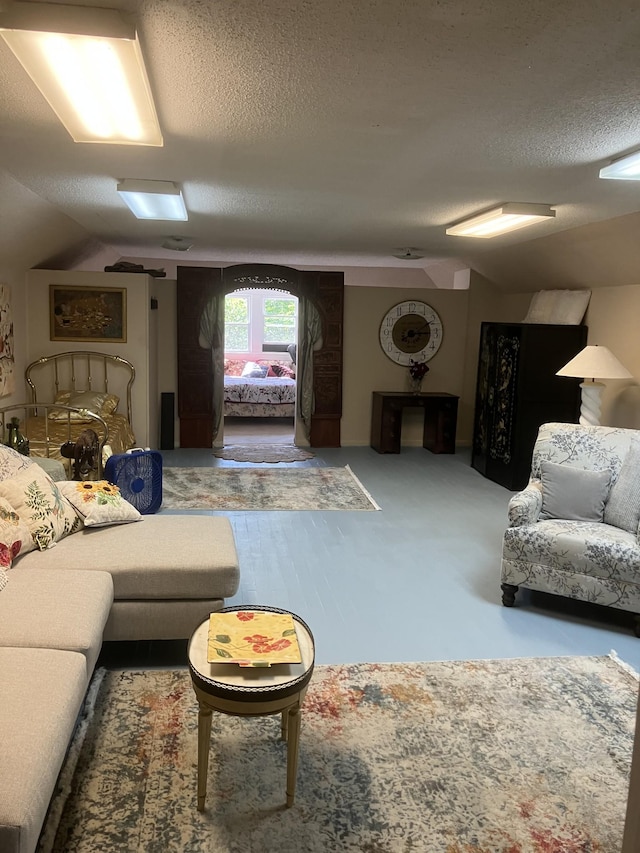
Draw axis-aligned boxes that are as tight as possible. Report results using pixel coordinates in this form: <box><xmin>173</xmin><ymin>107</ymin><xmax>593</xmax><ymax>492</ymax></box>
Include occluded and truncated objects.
<box><xmin>176</xmin><ymin>264</ymin><xmax>344</xmax><ymax>448</ymax></box>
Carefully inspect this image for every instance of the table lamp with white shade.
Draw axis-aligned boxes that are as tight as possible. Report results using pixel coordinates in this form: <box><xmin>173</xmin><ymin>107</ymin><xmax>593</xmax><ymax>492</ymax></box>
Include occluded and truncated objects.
<box><xmin>556</xmin><ymin>345</ymin><xmax>633</xmax><ymax>426</ymax></box>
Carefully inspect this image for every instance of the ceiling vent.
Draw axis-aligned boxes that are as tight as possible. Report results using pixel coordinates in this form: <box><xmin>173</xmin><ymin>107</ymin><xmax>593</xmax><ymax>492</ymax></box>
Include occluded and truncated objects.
<box><xmin>162</xmin><ymin>236</ymin><xmax>193</xmax><ymax>251</ymax></box>
<box><xmin>393</xmin><ymin>248</ymin><xmax>424</xmax><ymax>260</ymax></box>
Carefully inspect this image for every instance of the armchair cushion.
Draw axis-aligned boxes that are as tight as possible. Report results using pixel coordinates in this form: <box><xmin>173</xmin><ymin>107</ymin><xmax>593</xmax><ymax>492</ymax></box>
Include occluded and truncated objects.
<box><xmin>539</xmin><ymin>461</ymin><xmax>611</xmax><ymax>522</ymax></box>
<box><xmin>603</xmin><ymin>441</ymin><xmax>640</xmax><ymax>535</ymax></box>
<box><xmin>503</xmin><ymin>519</ymin><xmax>640</xmax><ymax>586</ymax></box>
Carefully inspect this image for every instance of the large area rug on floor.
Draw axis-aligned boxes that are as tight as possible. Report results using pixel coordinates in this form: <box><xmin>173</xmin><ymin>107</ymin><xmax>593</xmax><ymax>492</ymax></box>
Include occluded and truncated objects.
<box><xmin>212</xmin><ymin>444</ymin><xmax>315</xmax><ymax>463</ymax></box>
<box><xmin>40</xmin><ymin>654</ymin><xmax>637</xmax><ymax>853</ymax></box>
<box><xmin>161</xmin><ymin>465</ymin><xmax>380</xmax><ymax>510</ymax></box>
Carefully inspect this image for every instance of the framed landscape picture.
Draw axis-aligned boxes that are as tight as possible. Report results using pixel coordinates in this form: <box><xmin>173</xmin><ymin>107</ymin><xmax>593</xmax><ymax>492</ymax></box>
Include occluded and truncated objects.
<box><xmin>50</xmin><ymin>285</ymin><xmax>127</xmax><ymax>342</ymax></box>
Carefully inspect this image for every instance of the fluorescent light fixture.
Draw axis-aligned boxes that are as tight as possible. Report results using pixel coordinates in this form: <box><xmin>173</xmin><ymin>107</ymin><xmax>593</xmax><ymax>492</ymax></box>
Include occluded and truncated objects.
<box><xmin>0</xmin><ymin>2</ymin><xmax>162</xmax><ymax>145</ymax></box>
<box><xmin>599</xmin><ymin>150</ymin><xmax>640</xmax><ymax>180</ymax></box>
<box><xmin>117</xmin><ymin>180</ymin><xmax>188</xmax><ymax>221</ymax></box>
<box><xmin>445</xmin><ymin>203</ymin><xmax>556</xmax><ymax>238</ymax></box>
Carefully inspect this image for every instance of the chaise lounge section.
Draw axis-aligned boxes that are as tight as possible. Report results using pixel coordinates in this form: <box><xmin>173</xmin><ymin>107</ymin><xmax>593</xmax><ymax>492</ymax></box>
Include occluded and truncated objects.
<box><xmin>0</xmin><ymin>446</ymin><xmax>241</xmax><ymax>853</ymax></box>
<box><xmin>14</xmin><ymin>513</ymin><xmax>240</xmax><ymax>641</ymax></box>
<box><xmin>0</xmin><ymin>568</ymin><xmax>114</xmax><ymax>853</ymax></box>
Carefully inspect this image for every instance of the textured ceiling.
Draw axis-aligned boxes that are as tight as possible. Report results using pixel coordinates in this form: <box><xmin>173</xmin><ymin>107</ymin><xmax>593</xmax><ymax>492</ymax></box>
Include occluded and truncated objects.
<box><xmin>1</xmin><ymin>0</ymin><xmax>640</xmax><ymax>288</ymax></box>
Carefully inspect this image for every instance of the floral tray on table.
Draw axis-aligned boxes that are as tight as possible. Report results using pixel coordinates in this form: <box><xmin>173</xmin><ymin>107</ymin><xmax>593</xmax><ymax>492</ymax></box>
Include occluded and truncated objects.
<box><xmin>207</xmin><ymin>610</ymin><xmax>302</xmax><ymax>667</ymax></box>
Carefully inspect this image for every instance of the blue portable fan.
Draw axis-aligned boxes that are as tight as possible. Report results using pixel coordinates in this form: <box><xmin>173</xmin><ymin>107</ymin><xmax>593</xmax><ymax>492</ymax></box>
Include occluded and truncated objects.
<box><xmin>104</xmin><ymin>449</ymin><xmax>163</xmax><ymax>514</ymax></box>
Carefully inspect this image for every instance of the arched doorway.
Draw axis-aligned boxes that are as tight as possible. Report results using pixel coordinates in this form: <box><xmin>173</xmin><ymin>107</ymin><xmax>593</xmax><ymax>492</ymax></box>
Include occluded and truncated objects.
<box><xmin>176</xmin><ymin>264</ymin><xmax>344</xmax><ymax>448</ymax></box>
<box><xmin>223</xmin><ymin>286</ymin><xmax>298</xmax><ymax>445</ymax></box>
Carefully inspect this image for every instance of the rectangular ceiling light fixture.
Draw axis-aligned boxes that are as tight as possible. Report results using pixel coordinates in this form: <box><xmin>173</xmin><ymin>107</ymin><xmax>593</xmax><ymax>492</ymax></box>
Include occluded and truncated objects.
<box><xmin>599</xmin><ymin>150</ymin><xmax>640</xmax><ymax>180</ymax></box>
<box><xmin>0</xmin><ymin>2</ymin><xmax>162</xmax><ymax>146</ymax></box>
<box><xmin>117</xmin><ymin>180</ymin><xmax>188</xmax><ymax>220</ymax></box>
<box><xmin>445</xmin><ymin>203</ymin><xmax>556</xmax><ymax>238</ymax></box>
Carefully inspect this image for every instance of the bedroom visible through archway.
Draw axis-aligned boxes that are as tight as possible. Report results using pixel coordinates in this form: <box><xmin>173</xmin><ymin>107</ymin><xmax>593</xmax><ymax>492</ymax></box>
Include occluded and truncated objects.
<box><xmin>223</xmin><ymin>288</ymin><xmax>298</xmax><ymax>447</ymax></box>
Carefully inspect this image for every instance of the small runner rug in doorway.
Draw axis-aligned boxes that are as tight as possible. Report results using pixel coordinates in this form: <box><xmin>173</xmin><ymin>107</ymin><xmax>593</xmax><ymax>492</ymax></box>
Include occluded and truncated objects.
<box><xmin>161</xmin><ymin>465</ymin><xmax>380</xmax><ymax>510</ymax></box>
<box><xmin>212</xmin><ymin>444</ymin><xmax>315</xmax><ymax>463</ymax></box>
<box><xmin>38</xmin><ymin>654</ymin><xmax>637</xmax><ymax>853</ymax></box>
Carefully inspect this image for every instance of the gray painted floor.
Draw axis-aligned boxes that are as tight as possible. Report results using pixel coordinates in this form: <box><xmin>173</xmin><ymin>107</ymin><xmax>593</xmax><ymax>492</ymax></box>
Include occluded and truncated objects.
<box><xmin>146</xmin><ymin>444</ymin><xmax>640</xmax><ymax>673</ymax></box>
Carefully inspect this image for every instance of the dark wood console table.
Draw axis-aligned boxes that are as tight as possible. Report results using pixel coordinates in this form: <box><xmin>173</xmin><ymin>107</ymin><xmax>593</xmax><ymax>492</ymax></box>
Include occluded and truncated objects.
<box><xmin>370</xmin><ymin>392</ymin><xmax>459</xmax><ymax>454</ymax></box>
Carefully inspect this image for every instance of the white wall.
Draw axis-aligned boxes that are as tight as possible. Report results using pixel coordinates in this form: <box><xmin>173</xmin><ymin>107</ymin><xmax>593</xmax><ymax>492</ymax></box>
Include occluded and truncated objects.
<box><xmin>0</xmin><ymin>171</ymin><xmax>104</xmax><ymax>410</ymax></box>
<box><xmin>19</xmin><ymin>263</ymin><xmax>640</xmax><ymax>450</ymax></box>
<box><xmin>488</xmin><ymin>284</ymin><xmax>640</xmax><ymax>430</ymax></box>
<box><xmin>582</xmin><ymin>285</ymin><xmax>640</xmax><ymax>429</ymax></box>
<box><xmin>129</xmin><ymin>273</ymin><xmax>518</xmax><ymax>448</ymax></box>
<box><xmin>342</xmin><ymin>286</ymin><xmax>471</xmax><ymax>445</ymax></box>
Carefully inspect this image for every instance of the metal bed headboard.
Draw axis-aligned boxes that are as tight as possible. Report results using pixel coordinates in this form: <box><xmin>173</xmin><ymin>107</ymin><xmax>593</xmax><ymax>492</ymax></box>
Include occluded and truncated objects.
<box><xmin>25</xmin><ymin>351</ymin><xmax>135</xmax><ymax>425</ymax></box>
<box><xmin>0</xmin><ymin>402</ymin><xmax>109</xmax><ymax>477</ymax></box>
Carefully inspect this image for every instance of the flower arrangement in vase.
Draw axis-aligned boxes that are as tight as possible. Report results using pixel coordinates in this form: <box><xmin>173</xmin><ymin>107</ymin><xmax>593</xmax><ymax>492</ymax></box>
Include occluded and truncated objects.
<box><xmin>408</xmin><ymin>359</ymin><xmax>429</xmax><ymax>394</ymax></box>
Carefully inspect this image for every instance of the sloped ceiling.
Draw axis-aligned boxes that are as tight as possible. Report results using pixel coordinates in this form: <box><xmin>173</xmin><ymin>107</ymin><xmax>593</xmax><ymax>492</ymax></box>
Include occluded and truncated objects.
<box><xmin>1</xmin><ymin>0</ymin><xmax>640</xmax><ymax>289</ymax></box>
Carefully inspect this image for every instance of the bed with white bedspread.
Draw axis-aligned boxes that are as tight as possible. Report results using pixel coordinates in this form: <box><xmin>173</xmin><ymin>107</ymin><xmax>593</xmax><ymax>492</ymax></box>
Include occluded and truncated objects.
<box><xmin>223</xmin><ymin>358</ymin><xmax>296</xmax><ymax>418</ymax></box>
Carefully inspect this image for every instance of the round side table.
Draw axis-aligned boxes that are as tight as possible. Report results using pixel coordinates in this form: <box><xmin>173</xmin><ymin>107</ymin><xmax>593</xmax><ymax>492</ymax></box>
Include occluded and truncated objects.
<box><xmin>187</xmin><ymin>605</ymin><xmax>315</xmax><ymax>810</ymax></box>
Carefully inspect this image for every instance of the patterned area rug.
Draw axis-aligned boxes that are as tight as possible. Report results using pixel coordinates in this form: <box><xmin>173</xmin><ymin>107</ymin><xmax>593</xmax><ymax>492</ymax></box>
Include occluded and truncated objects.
<box><xmin>39</xmin><ymin>655</ymin><xmax>637</xmax><ymax>853</ymax></box>
<box><xmin>161</xmin><ymin>465</ymin><xmax>380</xmax><ymax>510</ymax></box>
<box><xmin>212</xmin><ymin>444</ymin><xmax>315</xmax><ymax>463</ymax></box>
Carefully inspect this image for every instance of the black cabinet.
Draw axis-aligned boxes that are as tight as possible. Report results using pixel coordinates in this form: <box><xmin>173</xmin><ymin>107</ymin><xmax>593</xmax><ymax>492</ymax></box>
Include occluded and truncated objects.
<box><xmin>471</xmin><ymin>322</ymin><xmax>587</xmax><ymax>490</ymax></box>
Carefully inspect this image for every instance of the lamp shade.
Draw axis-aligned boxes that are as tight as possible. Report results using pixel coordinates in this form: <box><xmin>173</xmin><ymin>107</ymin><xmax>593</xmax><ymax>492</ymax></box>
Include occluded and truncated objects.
<box><xmin>556</xmin><ymin>345</ymin><xmax>633</xmax><ymax>381</ymax></box>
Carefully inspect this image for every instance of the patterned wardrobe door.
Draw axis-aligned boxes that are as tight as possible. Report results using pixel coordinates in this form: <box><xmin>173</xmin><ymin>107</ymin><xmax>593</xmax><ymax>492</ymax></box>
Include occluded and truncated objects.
<box><xmin>489</xmin><ymin>331</ymin><xmax>521</xmax><ymax>465</ymax></box>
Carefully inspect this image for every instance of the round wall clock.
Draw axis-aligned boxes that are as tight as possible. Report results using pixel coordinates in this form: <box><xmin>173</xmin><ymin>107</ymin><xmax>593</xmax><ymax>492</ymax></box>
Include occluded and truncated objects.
<box><xmin>379</xmin><ymin>300</ymin><xmax>443</xmax><ymax>365</ymax></box>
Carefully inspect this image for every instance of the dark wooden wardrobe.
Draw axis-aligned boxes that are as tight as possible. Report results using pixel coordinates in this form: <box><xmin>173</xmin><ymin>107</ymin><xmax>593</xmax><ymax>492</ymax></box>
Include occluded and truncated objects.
<box><xmin>471</xmin><ymin>322</ymin><xmax>588</xmax><ymax>490</ymax></box>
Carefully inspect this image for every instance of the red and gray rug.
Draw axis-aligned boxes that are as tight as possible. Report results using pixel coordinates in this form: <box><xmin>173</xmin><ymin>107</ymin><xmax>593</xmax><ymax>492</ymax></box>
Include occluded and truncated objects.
<box><xmin>161</xmin><ymin>465</ymin><xmax>380</xmax><ymax>511</ymax></box>
<box><xmin>39</xmin><ymin>653</ymin><xmax>637</xmax><ymax>852</ymax></box>
<box><xmin>212</xmin><ymin>444</ymin><xmax>315</xmax><ymax>463</ymax></box>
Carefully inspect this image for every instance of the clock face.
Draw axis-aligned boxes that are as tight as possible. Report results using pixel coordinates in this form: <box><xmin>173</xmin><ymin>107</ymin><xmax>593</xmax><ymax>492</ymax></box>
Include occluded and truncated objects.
<box><xmin>379</xmin><ymin>301</ymin><xmax>443</xmax><ymax>365</ymax></box>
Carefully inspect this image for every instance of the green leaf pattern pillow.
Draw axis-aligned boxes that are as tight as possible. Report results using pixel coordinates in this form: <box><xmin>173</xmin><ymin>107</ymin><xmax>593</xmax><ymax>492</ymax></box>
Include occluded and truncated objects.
<box><xmin>0</xmin><ymin>465</ymin><xmax>82</xmax><ymax>551</ymax></box>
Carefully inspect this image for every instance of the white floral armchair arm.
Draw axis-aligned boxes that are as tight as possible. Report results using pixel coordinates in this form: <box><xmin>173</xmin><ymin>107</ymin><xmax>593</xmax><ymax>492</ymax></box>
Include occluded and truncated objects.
<box><xmin>507</xmin><ymin>481</ymin><xmax>543</xmax><ymax>527</ymax></box>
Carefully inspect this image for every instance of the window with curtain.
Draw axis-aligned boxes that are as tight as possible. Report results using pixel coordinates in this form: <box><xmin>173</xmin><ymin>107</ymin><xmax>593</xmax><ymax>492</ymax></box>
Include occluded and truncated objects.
<box><xmin>263</xmin><ymin>295</ymin><xmax>296</xmax><ymax>347</ymax></box>
<box><xmin>224</xmin><ymin>296</ymin><xmax>250</xmax><ymax>351</ymax></box>
<box><xmin>224</xmin><ymin>290</ymin><xmax>297</xmax><ymax>354</ymax></box>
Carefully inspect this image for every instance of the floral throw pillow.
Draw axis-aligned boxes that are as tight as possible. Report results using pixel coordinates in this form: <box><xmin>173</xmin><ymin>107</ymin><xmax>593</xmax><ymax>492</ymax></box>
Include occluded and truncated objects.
<box><xmin>57</xmin><ymin>480</ymin><xmax>142</xmax><ymax>528</ymax></box>
<box><xmin>0</xmin><ymin>495</ymin><xmax>35</xmax><ymax>567</ymax></box>
<box><xmin>270</xmin><ymin>363</ymin><xmax>295</xmax><ymax>379</ymax></box>
<box><xmin>223</xmin><ymin>359</ymin><xmax>246</xmax><ymax>376</ymax></box>
<box><xmin>0</xmin><ymin>466</ymin><xmax>82</xmax><ymax>551</ymax></box>
<box><xmin>0</xmin><ymin>445</ymin><xmax>34</xmax><ymax>483</ymax></box>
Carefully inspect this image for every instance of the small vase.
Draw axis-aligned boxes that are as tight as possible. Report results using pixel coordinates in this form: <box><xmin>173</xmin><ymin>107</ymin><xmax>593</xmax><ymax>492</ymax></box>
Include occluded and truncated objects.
<box><xmin>407</xmin><ymin>376</ymin><xmax>423</xmax><ymax>395</ymax></box>
<box><xmin>5</xmin><ymin>417</ymin><xmax>30</xmax><ymax>456</ymax></box>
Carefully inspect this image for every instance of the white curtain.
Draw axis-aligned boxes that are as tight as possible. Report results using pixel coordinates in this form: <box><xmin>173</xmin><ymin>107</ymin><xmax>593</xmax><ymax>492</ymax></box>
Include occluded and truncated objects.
<box><xmin>297</xmin><ymin>296</ymin><xmax>323</xmax><ymax>440</ymax></box>
<box><xmin>198</xmin><ymin>292</ymin><xmax>225</xmax><ymax>446</ymax></box>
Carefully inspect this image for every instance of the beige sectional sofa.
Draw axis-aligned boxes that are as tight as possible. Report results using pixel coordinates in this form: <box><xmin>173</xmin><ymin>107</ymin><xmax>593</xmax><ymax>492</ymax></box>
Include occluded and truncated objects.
<box><xmin>16</xmin><ymin>513</ymin><xmax>241</xmax><ymax>641</ymax></box>
<box><xmin>0</xmin><ymin>446</ymin><xmax>241</xmax><ymax>853</ymax></box>
<box><xmin>0</xmin><ymin>569</ymin><xmax>114</xmax><ymax>853</ymax></box>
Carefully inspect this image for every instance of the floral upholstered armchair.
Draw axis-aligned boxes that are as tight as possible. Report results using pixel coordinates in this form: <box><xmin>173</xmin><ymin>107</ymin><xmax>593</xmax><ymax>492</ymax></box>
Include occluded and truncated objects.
<box><xmin>501</xmin><ymin>422</ymin><xmax>640</xmax><ymax>635</ymax></box>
